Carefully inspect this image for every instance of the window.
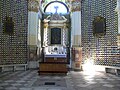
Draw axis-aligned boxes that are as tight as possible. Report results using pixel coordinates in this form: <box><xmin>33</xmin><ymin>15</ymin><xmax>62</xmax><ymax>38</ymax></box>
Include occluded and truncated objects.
<box><xmin>44</xmin><ymin>1</ymin><xmax>69</xmax><ymax>14</ymax></box>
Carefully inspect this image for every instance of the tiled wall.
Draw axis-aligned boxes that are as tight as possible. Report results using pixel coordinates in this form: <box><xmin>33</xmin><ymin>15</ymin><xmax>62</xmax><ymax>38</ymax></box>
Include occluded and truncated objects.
<box><xmin>0</xmin><ymin>0</ymin><xmax>28</xmax><ymax>65</ymax></box>
<box><xmin>81</xmin><ymin>0</ymin><xmax>120</xmax><ymax>66</ymax></box>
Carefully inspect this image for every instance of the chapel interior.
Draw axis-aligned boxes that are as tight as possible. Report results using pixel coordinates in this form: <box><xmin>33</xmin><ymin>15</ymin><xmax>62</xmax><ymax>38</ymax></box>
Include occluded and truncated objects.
<box><xmin>0</xmin><ymin>0</ymin><xmax>120</xmax><ymax>89</ymax></box>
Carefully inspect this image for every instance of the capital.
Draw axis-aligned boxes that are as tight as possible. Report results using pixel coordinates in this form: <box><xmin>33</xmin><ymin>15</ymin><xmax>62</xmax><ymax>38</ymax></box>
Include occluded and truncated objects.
<box><xmin>28</xmin><ymin>0</ymin><xmax>39</xmax><ymax>12</ymax></box>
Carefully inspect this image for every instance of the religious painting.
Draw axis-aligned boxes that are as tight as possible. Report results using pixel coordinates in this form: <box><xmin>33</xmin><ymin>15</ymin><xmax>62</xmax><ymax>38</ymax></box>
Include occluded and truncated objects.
<box><xmin>51</xmin><ymin>28</ymin><xmax>61</xmax><ymax>44</ymax></box>
<box><xmin>93</xmin><ymin>16</ymin><xmax>106</xmax><ymax>37</ymax></box>
<box><xmin>3</xmin><ymin>16</ymin><xmax>14</xmax><ymax>35</ymax></box>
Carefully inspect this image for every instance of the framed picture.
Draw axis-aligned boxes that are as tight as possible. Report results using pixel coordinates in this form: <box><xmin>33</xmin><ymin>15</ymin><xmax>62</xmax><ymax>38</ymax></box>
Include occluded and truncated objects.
<box><xmin>3</xmin><ymin>16</ymin><xmax>14</xmax><ymax>35</ymax></box>
<box><xmin>50</xmin><ymin>28</ymin><xmax>61</xmax><ymax>45</ymax></box>
<box><xmin>93</xmin><ymin>16</ymin><xmax>106</xmax><ymax>37</ymax></box>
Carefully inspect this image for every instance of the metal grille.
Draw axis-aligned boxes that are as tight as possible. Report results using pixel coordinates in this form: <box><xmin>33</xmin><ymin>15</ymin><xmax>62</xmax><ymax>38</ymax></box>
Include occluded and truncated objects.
<box><xmin>0</xmin><ymin>0</ymin><xmax>28</xmax><ymax>65</ymax></box>
<box><xmin>81</xmin><ymin>0</ymin><xmax>119</xmax><ymax>66</ymax></box>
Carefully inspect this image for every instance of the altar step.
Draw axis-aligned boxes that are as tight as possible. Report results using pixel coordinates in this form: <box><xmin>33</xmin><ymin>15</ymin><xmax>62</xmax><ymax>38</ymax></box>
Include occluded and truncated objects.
<box><xmin>38</xmin><ymin>62</ymin><xmax>68</xmax><ymax>75</ymax></box>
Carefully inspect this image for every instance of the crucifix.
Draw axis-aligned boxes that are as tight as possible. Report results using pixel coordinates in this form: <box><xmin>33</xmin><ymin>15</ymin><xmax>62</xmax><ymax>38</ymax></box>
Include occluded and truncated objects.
<box><xmin>54</xmin><ymin>6</ymin><xmax>59</xmax><ymax>13</ymax></box>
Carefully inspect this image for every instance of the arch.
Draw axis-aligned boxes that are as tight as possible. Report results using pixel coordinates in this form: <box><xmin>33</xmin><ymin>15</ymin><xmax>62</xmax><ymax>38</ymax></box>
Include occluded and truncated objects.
<box><xmin>44</xmin><ymin>1</ymin><xmax>69</xmax><ymax>14</ymax></box>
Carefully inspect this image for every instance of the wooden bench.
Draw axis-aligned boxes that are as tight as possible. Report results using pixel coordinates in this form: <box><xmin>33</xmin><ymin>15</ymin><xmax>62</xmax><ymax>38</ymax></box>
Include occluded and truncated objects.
<box><xmin>0</xmin><ymin>64</ymin><xmax>27</xmax><ymax>72</ymax></box>
<box><xmin>38</xmin><ymin>62</ymin><xmax>68</xmax><ymax>75</ymax></box>
<box><xmin>105</xmin><ymin>66</ymin><xmax>120</xmax><ymax>75</ymax></box>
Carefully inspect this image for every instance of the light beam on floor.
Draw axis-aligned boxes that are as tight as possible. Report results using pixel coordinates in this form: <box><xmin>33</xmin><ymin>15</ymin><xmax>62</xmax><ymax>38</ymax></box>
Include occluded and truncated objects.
<box><xmin>82</xmin><ymin>58</ymin><xmax>95</xmax><ymax>75</ymax></box>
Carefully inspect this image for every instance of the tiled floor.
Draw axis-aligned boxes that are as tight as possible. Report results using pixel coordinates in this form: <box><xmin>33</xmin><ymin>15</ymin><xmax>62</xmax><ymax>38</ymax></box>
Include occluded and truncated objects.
<box><xmin>0</xmin><ymin>70</ymin><xmax>120</xmax><ymax>90</ymax></box>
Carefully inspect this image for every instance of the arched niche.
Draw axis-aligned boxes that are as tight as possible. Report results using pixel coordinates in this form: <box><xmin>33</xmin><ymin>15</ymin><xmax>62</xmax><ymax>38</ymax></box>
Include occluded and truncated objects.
<box><xmin>41</xmin><ymin>1</ymin><xmax>71</xmax><ymax>64</ymax></box>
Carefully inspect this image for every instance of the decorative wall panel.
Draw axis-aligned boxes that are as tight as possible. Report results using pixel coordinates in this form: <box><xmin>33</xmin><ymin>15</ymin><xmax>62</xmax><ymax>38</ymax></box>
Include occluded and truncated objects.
<box><xmin>0</xmin><ymin>0</ymin><xmax>28</xmax><ymax>65</ymax></box>
<box><xmin>81</xmin><ymin>0</ymin><xmax>120</xmax><ymax>66</ymax></box>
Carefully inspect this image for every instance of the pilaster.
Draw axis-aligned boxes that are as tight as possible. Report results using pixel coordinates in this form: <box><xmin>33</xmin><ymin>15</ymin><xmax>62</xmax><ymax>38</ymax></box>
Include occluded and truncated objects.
<box><xmin>71</xmin><ymin>0</ymin><xmax>82</xmax><ymax>71</ymax></box>
<box><xmin>115</xmin><ymin>0</ymin><xmax>120</xmax><ymax>47</ymax></box>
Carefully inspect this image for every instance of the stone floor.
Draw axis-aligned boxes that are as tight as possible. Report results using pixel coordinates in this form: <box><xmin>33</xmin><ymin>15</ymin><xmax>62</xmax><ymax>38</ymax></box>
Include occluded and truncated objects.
<box><xmin>0</xmin><ymin>70</ymin><xmax>120</xmax><ymax>90</ymax></box>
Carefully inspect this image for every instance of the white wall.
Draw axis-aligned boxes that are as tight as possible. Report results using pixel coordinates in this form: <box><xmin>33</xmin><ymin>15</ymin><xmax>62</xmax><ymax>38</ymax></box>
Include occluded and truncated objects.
<box><xmin>28</xmin><ymin>12</ymin><xmax>38</xmax><ymax>45</ymax></box>
<box><xmin>71</xmin><ymin>11</ymin><xmax>81</xmax><ymax>46</ymax></box>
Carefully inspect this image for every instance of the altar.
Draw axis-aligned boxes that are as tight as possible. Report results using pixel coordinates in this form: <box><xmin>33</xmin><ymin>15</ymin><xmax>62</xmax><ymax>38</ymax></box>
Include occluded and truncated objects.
<box><xmin>39</xmin><ymin>46</ymin><xmax>69</xmax><ymax>74</ymax></box>
<box><xmin>45</xmin><ymin>54</ymin><xmax>67</xmax><ymax>62</ymax></box>
<box><xmin>38</xmin><ymin>8</ymin><xmax>70</xmax><ymax>74</ymax></box>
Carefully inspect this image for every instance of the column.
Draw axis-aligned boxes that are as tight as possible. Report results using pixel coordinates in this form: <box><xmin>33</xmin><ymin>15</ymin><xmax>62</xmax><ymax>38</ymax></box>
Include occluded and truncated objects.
<box><xmin>115</xmin><ymin>0</ymin><xmax>120</xmax><ymax>47</ymax></box>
